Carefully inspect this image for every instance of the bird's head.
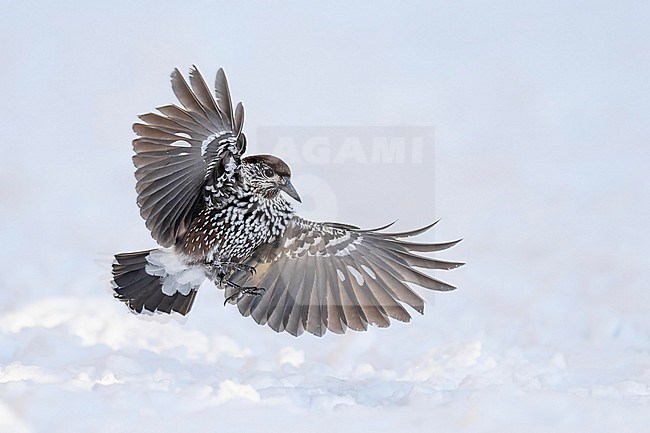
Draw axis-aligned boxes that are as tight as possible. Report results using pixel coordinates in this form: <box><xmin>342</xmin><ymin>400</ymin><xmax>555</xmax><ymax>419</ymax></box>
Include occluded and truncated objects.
<box><xmin>241</xmin><ymin>154</ymin><xmax>301</xmax><ymax>202</ymax></box>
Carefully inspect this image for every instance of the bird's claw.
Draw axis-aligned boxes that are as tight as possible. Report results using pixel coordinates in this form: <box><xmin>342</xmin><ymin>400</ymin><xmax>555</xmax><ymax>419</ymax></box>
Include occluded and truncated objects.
<box><xmin>206</xmin><ymin>262</ymin><xmax>256</xmax><ymax>282</ymax></box>
<box><xmin>222</xmin><ymin>262</ymin><xmax>257</xmax><ymax>276</ymax></box>
<box><xmin>223</xmin><ymin>282</ymin><xmax>266</xmax><ymax>305</ymax></box>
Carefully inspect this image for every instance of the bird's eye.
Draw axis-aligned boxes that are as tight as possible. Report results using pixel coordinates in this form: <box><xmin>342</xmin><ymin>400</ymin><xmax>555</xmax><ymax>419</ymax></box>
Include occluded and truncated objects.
<box><xmin>262</xmin><ymin>167</ymin><xmax>274</xmax><ymax>178</ymax></box>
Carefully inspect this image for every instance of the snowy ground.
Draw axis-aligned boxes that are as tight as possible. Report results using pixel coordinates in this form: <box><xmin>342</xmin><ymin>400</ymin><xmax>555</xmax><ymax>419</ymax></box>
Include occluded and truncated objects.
<box><xmin>2</xmin><ymin>2</ymin><xmax>649</xmax><ymax>432</ymax></box>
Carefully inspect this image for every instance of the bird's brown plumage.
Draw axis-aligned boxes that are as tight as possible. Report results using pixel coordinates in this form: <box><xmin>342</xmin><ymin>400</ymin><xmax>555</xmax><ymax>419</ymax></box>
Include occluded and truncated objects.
<box><xmin>111</xmin><ymin>66</ymin><xmax>463</xmax><ymax>336</ymax></box>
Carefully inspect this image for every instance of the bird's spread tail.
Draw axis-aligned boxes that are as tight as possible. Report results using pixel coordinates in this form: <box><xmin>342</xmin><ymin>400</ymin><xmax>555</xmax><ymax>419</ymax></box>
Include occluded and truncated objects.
<box><xmin>111</xmin><ymin>249</ymin><xmax>205</xmax><ymax>316</ymax></box>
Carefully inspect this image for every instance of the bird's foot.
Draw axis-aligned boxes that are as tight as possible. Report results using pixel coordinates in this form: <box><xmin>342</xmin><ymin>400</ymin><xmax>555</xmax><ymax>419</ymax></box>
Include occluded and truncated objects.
<box><xmin>205</xmin><ymin>262</ymin><xmax>256</xmax><ymax>282</ymax></box>
<box><xmin>222</xmin><ymin>262</ymin><xmax>257</xmax><ymax>276</ymax></box>
<box><xmin>223</xmin><ymin>281</ymin><xmax>266</xmax><ymax>305</ymax></box>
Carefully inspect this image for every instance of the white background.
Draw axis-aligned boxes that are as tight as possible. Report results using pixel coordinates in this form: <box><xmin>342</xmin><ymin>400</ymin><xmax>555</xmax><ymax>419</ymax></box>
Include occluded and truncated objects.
<box><xmin>1</xmin><ymin>1</ymin><xmax>649</xmax><ymax>432</ymax></box>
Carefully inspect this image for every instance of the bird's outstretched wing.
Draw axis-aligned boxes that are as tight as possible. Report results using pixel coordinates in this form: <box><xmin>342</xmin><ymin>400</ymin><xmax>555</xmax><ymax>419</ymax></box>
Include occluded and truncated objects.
<box><xmin>132</xmin><ymin>66</ymin><xmax>246</xmax><ymax>247</ymax></box>
<box><xmin>229</xmin><ymin>217</ymin><xmax>464</xmax><ymax>336</ymax></box>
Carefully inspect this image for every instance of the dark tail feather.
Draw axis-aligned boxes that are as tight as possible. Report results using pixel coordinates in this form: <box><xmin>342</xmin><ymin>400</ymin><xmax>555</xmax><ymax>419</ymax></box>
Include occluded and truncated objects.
<box><xmin>111</xmin><ymin>250</ymin><xmax>198</xmax><ymax>315</ymax></box>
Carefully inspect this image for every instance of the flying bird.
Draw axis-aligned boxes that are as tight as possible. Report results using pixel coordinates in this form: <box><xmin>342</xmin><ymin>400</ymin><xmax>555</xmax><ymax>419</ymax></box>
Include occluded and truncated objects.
<box><xmin>111</xmin><ymin>67</ymin><xmax>463</xmax><ymax>336</ymax></box>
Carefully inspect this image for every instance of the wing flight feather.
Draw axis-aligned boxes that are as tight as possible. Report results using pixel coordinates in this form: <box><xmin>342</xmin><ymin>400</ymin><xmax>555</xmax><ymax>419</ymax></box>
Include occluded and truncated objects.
<box><xmin>230</xmin><ymin>217</ymin><xmax>463</xmax><ymax>336</ymax></box>
<box><xmin>132</xmin><ymin>67</ymin><xmax>246</xmax><ymax>247</ymax></box>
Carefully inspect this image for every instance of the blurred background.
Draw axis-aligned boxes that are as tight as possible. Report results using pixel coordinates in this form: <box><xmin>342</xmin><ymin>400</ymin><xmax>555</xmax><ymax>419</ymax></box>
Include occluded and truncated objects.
<box><xmin>1</xmin><ymin>1</ymin><xmax>648</xmax><ymax>432</ymax></box>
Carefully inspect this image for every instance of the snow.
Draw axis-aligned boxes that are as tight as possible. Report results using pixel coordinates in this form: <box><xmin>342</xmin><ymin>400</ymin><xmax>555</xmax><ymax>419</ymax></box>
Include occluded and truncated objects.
<box><xmin>1</xmin><ymin>1</ymin><xmax>649</xmax><ymax>432</ymax></box>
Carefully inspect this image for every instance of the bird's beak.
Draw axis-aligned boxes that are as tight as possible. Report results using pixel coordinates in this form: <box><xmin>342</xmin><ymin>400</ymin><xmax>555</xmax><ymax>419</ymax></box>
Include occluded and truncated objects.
<box><xmin>279</xmin><ymin>178</ymin><xmax>301</xmax><ymax>203</ymax></box>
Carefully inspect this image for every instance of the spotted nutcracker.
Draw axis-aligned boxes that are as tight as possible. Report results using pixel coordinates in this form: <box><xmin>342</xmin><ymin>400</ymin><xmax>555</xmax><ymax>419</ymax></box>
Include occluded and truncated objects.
<box><xmin>111</xmin><ymin>66</ymin><xmax>463</xmax><ymax>337</ymax></box>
